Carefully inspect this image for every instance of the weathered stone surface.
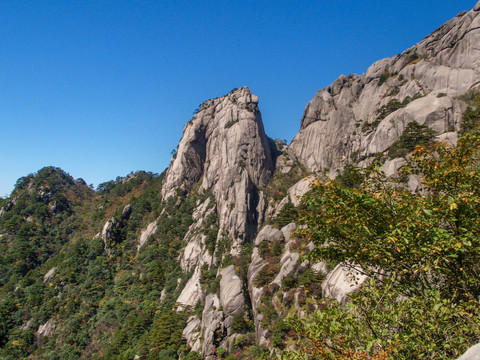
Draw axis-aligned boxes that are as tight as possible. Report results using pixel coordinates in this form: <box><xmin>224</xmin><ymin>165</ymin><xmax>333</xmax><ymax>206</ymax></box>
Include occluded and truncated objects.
<box><xmin>21</xmin><ymin>318</ymin><xmax>33</xmax><ymax>331</ymax></box>
<box><xmin>176</xmin><ymin>266</ymin><xmax>204</xmax><ymax>310</ymax></box>
<box><xmin>161</xmin><ymin>87</ymin><xmax>273</xmax><ymax>253</ymax></box>
<box><xmin>380</xmin><ymin>158</ymin><xmax>407</xmax><ymax>177</ymax></box>
<box><xmin>37</xmin><ymin>319</ymin><xmax>55</xmax><ymax>337</ymax></box>
<box><xmin>311</xmin><ymin>262</ymin><xmax>328</xmax><ymax>275</ymax></box>
<box><xmin>322</xmin><ymin>263</ymin><xmax>368</xmax><ymax>303</ymax></box>
<box><xmin>281</xmin><ymin>223</ymin><xmax>297</xmax><ymax>244</ymax></box>
<box><xmin>272</xmin><ymin>250</ymin><xmax>300</xmax><ymax>287</ymax></box>
<box><xmin>289</xmin><ymin>8</ymin><xmax>480</xmax><ymax>173</ymax></box>
<box><xmin>437</xmin><ymin>131</ymin><xmax>459</xmax><ymax>147</ymax></box>
<box><xmin>220</xmin><ymin>265</ymin><xmax>244</xmax><ymax>320</ymax></box>
<box><xmin>183</xmin><ymin>316</ymin><xmax>202</xmax><ymax>352</ymax></box>
<box><xmin>200</xmin><ymin>294</ymin><xmax>223</xmax><ymax>357</ymax></box>
<box><xmin>458</xmin><ymin>343</ymin><xmax>480</xmax><ymax>360</ymax></box>
<box><xmin>179</xmin><ymin>203</ymin><xmax>215</xmax><ymax>272</ymax></box>
<box><xmin>254</xmin><ymin>225</ymin><xmax>283</xmax><ymax>246</ymax></box>
<box><xmin>43</xmin><ymin>267</ymin><xmax>57</xmax><ymax>283</ymax></box>
<box><xmin>137</xmin><ymin>221</ymin><xmax>157</xmax><ymax>250</ymax></box>
<box><xmin>247</xmin><ymin>247</ymin><xmax>269</xmax><ymax>345</ymax></box>
<box><xmin>121</xmin><ymin>204</ymin><xmax>132</xmax><ymax>219</ymax></box>
<box><xmin>288</xmin><ymin>176</ymin><xmax>314</xmax><ymax>207</ymax></box>
<box><xmin>101</xmin><ymin>217</ymin><xmax>117</xmax><ymax>255</ymax></box>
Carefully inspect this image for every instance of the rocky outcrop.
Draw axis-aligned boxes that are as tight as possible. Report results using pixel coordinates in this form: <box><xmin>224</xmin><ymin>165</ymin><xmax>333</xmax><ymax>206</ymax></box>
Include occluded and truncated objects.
<box><xmin>289</xmin><ymin>6</ymin><xmax>480</xmax><ymax>173</ymax></box>
<box><xmin>183</xmin><ymin>316</ymin><xmax>202</xmax><ymax>352</ymax></box>
<box><xmin>247</xmin><ymin>223</ymin><xmax>299</xmax><ymax>346</ymax></box>
<box><xmin>101</xmin><ymin>218</ymin><xmax>118</xmax><ymax>255</ymax></box>
<box><xmin>201</xmin><ymin>294</ymin><xmax>223</xmax><ymax>357</ymax></box>
<box><xmin>457</xmin><ymin>343</ymin><xmax>480</xmax><ymax>360</ymax></box>
<box><xmin>161</xmin><ymin>88</ymin><xmax>275</xmax><ymax>356</ymax></box>
<box><xmin>137</xmin><ymin>221</ymin><xmax>157</xmax><ymax>250</ymax></box>
<box><xmin>321</xmin><ymin>263</ymin><xmax>368</xmax><ymax>303</ymax></box>
<box><xmin>43</xmin><ymin>267</ymin><xmax>57</xmax><ymax>283</ymax></box>
<box><xmin>101</xmin><ymin>204</ymin><xmax>132</xmax><ymax>254</ymax></box>
<box><xmin>162</xmin><ymin>87</ymin><xmax>274</xmax><ymax>253</ymax></box>
<box><xmin>176</xmin><ymin>266</ymin><xmax>204</xmax><ymax>310</ymax></box>
<box><xmin>37</xmin><ymin>319</ymin><xmax>55</xmax><ymax>337</ymax></box>
<box><xmin>219</xmin><ymin>265</ymin><xmax>245</xmax><ymax>332</ymax></box>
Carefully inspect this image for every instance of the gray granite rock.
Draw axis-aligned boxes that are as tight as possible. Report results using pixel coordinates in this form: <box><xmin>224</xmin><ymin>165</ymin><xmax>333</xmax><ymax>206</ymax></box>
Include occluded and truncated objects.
<box><xmin>161</xmin><ymin>87</ymin><xmax>273</xmax><ymax>253</ymax></box>
<box><xmin>458</xmin><ymin>343</ymin><xmax>480</xmax><ymax>360</ymax></box>
<box><xmin>289</xmin><ymin>8</ymin><xmax>480</xmax><ymax>173</ymax></box>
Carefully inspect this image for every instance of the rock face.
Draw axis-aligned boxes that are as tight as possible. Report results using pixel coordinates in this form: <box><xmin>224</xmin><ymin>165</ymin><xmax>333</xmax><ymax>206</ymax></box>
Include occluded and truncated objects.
<box><xmin>137</xmin><ymin>221</ymin><xmax>157</xmax><ymax>250</ymax></box>
<box><xmin>37</xmin><ymin>319</ymin><xmax>55</xmax><ymax>338</ymax></box>
<box><xmin>161</xmin><ymin>87</ymin><xmax>273</xmax><ymax>353</ymax></box>
<box><xmin>162</xmin><ymin>87</ymin><xmax>274</xmax><ymax>252</ymax></box>
<box><xmin>289</xmin><ymin>6</ymin><xmax>480</xmax><ymax>172</ymax></box>
<box><xmin>43</xmin><ymin>267</ymin><xmax>57</xmax><ymax>283</ymax></box>
<box><xmin>247</xmin><ymin>223</ymin><xmax>300</xmax><ymax>347</ymax></box>
<box><xmin>172</xmin><ymin>6</ymin><xmax>480</xmax><ymax>358</ymax></box>
<box><xmin>458</xmin><ymin>343</ymin><xmax>480</xmax><ymax>360</ymax></box>
<box><xmin>321</xmin><ymin>263</ymin><xmax>368</xmax><ymax>303</ymax></box>
<box><xmin>101</xmin><ymin>204</ymin><xmax>132</xmax><ymax>255</ymax></box>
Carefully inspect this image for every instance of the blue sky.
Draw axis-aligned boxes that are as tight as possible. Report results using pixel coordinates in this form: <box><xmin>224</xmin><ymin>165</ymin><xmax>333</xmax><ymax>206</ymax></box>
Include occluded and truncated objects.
<box><xmin>0</xmin><ymin>0</ymin><xmax>476</xmax><ymax>196</ymax></box>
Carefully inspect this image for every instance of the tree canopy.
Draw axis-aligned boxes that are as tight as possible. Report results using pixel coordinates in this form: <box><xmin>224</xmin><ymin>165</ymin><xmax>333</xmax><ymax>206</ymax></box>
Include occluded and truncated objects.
<box><xmin>282</xmin><ymin>132</ymin><xmax>480</xmax><ymax>359</ymax></box>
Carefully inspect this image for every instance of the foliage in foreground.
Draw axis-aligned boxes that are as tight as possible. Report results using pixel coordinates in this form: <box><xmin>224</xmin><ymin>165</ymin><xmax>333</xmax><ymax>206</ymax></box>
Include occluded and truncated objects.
<box><xmin>282</xmin><ymin>132</ymin><xmax>480</xmax><ymax>359</ymax></box>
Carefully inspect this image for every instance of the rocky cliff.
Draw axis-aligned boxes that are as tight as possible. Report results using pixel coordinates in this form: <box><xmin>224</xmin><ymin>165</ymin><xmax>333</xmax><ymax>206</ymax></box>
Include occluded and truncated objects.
<box><xmin>162</xmin><ymin>86</ymin><xmax>273</xmax><ymax>250</ymax></box>
<box><xmin>162</xmin><ymin>4</ymin><xmax>480</xmax><ymax>357</ymax></box>
<box><xmin>159</xmin><ymin>87</ymin><xmax>275</xmax><ymax>355</ymax></box>
<box><xmin>289</xmin><ymin>3</ymin><xmax>480</xmax><ymax>174</ymax></box>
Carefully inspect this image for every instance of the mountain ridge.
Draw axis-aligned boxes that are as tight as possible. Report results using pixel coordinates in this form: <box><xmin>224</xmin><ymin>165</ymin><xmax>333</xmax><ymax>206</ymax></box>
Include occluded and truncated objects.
<box><xmin>0</xmin><ymin>3</ymin><xmax>480</xmax><ymax>359</ymax></box>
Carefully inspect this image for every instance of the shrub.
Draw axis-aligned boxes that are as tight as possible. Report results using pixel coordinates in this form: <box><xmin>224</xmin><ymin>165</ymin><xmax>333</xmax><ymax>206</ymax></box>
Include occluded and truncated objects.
<box><xmin>388</xmin><ymin>121</ymin><xmax>434</xmax><ymax>159</ymax></box>
<box><xmin>460</xmin><ymin>90</ymin><xmax>480</xmax><ymax>134</ymax></box>
<box><xmin>378</xmin><ymin>72</ymin><xmax>391</xmax><ymax>86</ymax></box>
<box><xmin>254</xmin><ymin>263</ymin><xmax>280</xmax><ymax>288</ymax></box>
<box><xmin>272</xmin><ymin>201</ymin><xmax>298</xmax><ymax>228</ymax></box>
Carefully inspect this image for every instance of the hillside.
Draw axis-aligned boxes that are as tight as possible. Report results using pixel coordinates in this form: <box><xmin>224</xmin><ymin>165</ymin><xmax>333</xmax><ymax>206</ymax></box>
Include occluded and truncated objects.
<box><xmin>1</xmin><ymin>3</ymin><xmax>480</xmax><ymax>360</ymax></box>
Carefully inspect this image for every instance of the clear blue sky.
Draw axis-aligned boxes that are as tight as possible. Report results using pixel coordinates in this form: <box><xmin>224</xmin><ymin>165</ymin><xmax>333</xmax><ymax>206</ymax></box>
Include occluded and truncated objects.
<box><xmin>0</xmin><ymin>0</ymin><xmax>476</xmax><ymax>196</ymax></box>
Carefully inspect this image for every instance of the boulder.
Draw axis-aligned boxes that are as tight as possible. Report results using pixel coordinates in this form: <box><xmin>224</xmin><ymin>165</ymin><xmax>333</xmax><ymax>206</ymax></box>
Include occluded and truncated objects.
<box><xmin>322</xmin><ymin>263</ymin><xmax>368</xmax><ymax>303</ymax></box>
<box><xmin>220</xmin><ymin>265</ymin><xmax>244</xmax><ymax>320</ymax></box>
<box><xmin>176</xmin><ymin>266</ymin><xmax>204</xmax><ymax>310</ymax></box>
<box><xmin>254</xmin><ymin>225</ymin><xmax>283</xmax><ymax>246</ymax></box>
<box><xmin>43</xmin><ymin>267</ymin><xmax>57</xmax><ymax>283</ymax></box>
<box><xmin>457</xmin><ymin>343</ymin><xmax>480</xmax><ymax>360</ymax></box>
<box><xmin>137</xmin><ymin>221</ymin><xmax>157</xmax><ymax>250</ymax></box>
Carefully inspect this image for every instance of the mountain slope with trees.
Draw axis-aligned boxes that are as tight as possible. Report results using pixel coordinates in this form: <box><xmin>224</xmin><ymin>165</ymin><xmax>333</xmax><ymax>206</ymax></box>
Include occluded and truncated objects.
<box><xmin>1</xmin><ymin>3</ymin><xmax>480</xmax><ymax>360</ymax></box>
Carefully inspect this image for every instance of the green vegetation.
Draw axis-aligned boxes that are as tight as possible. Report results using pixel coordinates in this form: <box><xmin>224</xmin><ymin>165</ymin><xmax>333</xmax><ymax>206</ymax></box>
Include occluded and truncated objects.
<box><xmin>377</xmin><ymin>93</ymin><xmax>424</xmax><ymax>121</ymax></box>
<box><xmin>388</xmin><ymin>121</ymin><xmax>435</xmax><ymax>159</ymax></box>
<box><xmin>335</xmin><ymin>164</ymin><xmax>364</xmax><ymax>188</ymax></box>
<box><xmin>271</xmin><ymin>201</ymin><xmax>299</xmax><ymax>228</ymax></box>
<box><xmin>378</xmin><ymin>71</ymin><xmax>392</xmax><ymax>86</ymax></box>
<box><xmin>283</xmin><ymin>130</ymin><xmax>480</xmax><ymax>359</ymax></box>
<box><xmin>363</xmin><ymin>93</ymin><xmax>425</xmax><ymax>133</ymax></box>
<box><xmin>0</xmin><ymin>168</ymin><xmax>200</xmax><ymax>359</ymax></box>
<box><xmin>224</xmin><ymin>119</ymin><xmax>239</xmax><ymax>129</ymax></box>
<box><xmin>459</xmin><ymin>89</ymin><xmax>480</xmax><ymax>134</ymax></box>
<box><xmin>262</xmin><ymin>157</ymin><xmax>309</xmax><ymax>203</ymax></box>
